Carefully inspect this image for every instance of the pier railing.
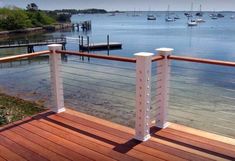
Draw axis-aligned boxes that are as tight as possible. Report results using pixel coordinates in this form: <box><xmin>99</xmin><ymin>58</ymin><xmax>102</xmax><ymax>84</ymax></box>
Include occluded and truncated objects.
<box><xmin>0</xmin><ymin>44</ymin><xmax>235</xmax><ymax>140</ymax></box>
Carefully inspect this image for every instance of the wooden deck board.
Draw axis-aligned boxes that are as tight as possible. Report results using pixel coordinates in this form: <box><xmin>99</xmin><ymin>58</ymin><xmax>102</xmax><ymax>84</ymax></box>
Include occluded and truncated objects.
<box><xmin>0</xmin><ymin>109</ymin><xmax>234</xmax><ymax>161</ymax></box>
<box><xmin>10</xmin><ymin>126</ymin><xmax>91</xmax><ymax>161</ymax></box>
<box><xmin>44</xmin><ymin>114</ymin><xmax>169</xmax><ymax>161</ymax></box>
<box><xmin>0</xmin><ymin>144</ymin><xmax>27</xmax><ymax>161</ymax></box>
<box><xmin>58</xmin><ymin>112</ymin><xmax>215</xmax><ymax>161</ymax></box>
<box><xmin>0</xmin><ymin>135</ymin><xmax>48</xmax><ymax>161</ymax></box>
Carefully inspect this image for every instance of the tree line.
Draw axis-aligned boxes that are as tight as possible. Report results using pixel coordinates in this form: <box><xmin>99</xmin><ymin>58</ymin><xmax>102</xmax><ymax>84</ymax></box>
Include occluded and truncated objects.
<box><xmin>0</xmin><ymin>8</ymin><xmax>71</xmax><ymax>30</ymax></box>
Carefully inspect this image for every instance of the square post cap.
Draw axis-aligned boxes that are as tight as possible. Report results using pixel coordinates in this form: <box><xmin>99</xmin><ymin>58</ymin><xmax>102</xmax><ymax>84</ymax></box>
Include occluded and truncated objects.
<box><xmin>48</xmin><ymin>44</ymin><xmax>62</xmax><ymax>51</ymax></box>
<box><xmin>134</xmin><ymin>52</ymin><xmax>154</xmax><ymax>57</ymax></box>
<box><xmin>156</xmin><ymin>48</ymin><xmax>174</xmax><ymax>56</ymax></box>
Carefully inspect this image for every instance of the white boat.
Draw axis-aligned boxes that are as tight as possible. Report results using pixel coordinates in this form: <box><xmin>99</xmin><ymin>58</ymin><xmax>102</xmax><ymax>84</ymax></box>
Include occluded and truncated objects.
<box><xmin>210</xmin><ymin>12</ymin><xmax>218</xmax><ymax>19</ymax></box>
<box><xmin>165</xmin><ymin>17</ymin><xmax>175</xmax><ymax>22</ymax></box>
<box><xmin>147</xmin><ymin>14</ymin><xmax>156</xmax><ymax>20</ymax></box>
<box><xmin>188</xmin><ymin>20</ymin><xmax>198</xmax><ymax>26</ymax></box>
<box><xmin>211</xmin><ymin>15</ymin><xmax>218</xmax><ymax>19</ymax></box>
<box><xmin>165</xmin><ymin>5</ymin><xmax>175</xmax><ymax>22</ymax></box>
<box><xmin>174</xmin><ymin>15</ymin><xmax>180</xmax><ymax>19</ymax></box>
<box><xmin>196</xmin><ymin>18</ymin><xmax>206</xmax><ymax>23</ymax></box>
<box><xmin>195</xmin><ymin>5</ymin><xmax>205</xmax><ymax>23</ymax></box>
<box><xmin>187</xmin><ymin>3</ymin><xmax>198</xmax><ymax>26</ymax></box>
<box><xmin>231</xmin><ymin>15</ymin><xmax>235</xmax><ymax>19</ymax></box>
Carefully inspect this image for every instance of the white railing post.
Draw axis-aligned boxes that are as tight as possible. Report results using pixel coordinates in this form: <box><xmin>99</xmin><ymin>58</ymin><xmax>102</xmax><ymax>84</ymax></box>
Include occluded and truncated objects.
<box><xmin>155</xmin><ymin>48</ymin><xmax>173</xmax><ymax>128</ymax></box>
<box><xmin>48</xmin><ymin>44</ymin><xmax>65</xmax><ymax>113</ymax></box>
<box><xmin>134</xmin><ymin>52</ymin><xmax>153</xmax><ymax>141</ymax></box>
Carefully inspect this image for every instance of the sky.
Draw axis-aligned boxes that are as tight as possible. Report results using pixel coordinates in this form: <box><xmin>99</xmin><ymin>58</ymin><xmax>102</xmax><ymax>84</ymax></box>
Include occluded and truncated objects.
<box><xmin>0</xmin><ymin>0</ymin><xmax>235</xmax><ymax>11</ymax></box>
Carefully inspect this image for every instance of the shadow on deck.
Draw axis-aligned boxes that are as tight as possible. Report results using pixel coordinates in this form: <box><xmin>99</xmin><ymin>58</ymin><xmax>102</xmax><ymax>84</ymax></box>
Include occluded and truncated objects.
<box><xmin>0</xmin><ymin>109</ymin><xmax>234</xmax><ymax>161</ymax></box>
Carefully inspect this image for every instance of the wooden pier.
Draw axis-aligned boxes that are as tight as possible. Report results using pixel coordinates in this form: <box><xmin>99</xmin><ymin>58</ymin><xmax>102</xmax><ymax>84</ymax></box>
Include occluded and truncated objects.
<box><xmin>80</xmin><ymin>42</ymin><xmax>122</xmax><ymax>51</ymax></box>
<box><xmin>0</xmin><ymin>38</ymin><xmax>66</xmax><ymax>53</ymax></box>
<box><xmin>79</xmin><ymin>35</ymin><xmax>122</xmax><ymax>55</ymax></box>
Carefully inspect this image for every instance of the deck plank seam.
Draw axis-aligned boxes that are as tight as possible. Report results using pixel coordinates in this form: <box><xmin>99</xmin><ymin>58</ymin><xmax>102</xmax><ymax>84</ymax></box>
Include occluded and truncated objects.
<box><xmin>11</xmin><ymin>125</ymin><xmax>89</xmax><ymax>161</ymax></box>
<box><xmin>1</xmin><ymin>130</ymin><xmax>70</xmax><ymax>161</ymax></box>
<box><xmin>53</xmin><ymin>114</ymin><xmax>191</xmax><ymax>161</ymax></box>
<box><xmin>151</xmin><ymin>131</ymin><xmax>235</xmax><ymax>160</ymax></box>
<box><xmin>45</xmin><ymin>114</ymin><xmax>168</xmax><ymax>161</ymax></box>
<box><xmin>0</xmin><ymin>134</ymin><xmax>49</xmax><ymax>161</ymax></box>
<box><xmin>58</xmin><ymin>113</ymin><xmax>218</xmax><ymax>161</ymax></box>
<box><xmin>37</xmin><ymin>118</ymin><xmax>145</xmax><ymax>161</ymax></box>
<box><xmin>26</xmin><ymin>121</ymin><xmax>115</xmax><ymax>161</ymax></box>
<box><xmin>159</xmin><ymin>129</ymin><xmax>235</xmax><ymax>157</ymax></box>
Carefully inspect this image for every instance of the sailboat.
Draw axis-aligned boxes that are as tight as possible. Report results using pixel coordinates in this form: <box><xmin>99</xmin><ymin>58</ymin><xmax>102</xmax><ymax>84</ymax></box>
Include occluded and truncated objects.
<box><xmin>195</xmin><ymin>5</ymin><xmax>203</xmax><ymax>17</ymax></box>
<box><xmin>147</xmin><ymin>8</ymin><xmax>156</xmax><ymax>20</ymax></box>
<box><xmin>132</xmin><ymin>8</ymin><xmax>140</xmax><ymax>17</ymax></box>
<box><xmin>187</xmin><ymin>3</ymin><xmax>198</xmax><ymax>26</ymax></box>
<box><xmin>211</xmin><ymin>11</ymin><xmax>218</xmax><ymax>19</ymax></box>
<box><xmin>196</xmin><ymin>5</ymin><xmax>205</xmax><ymax>23</ymax></box>
<box><xmin>165</xmin><ymin>5</ymin><xmax>175</xmax><ymax>22</ymax></box>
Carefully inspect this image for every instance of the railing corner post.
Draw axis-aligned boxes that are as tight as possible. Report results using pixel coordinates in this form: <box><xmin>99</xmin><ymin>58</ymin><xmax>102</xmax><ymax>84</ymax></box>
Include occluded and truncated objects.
<box><xmin>155</xmin><ymin>48</ymin><xmax>173</xmax><ymax>129</ymax></box>
<box><xmin>48</xmin><ymin>44</ymin><xmax>65</xmax><ymax>113</ymax></box>
<box><xmin>134</xmin><ymin>52</ymin><xmax>153</xmax><ymax>141</ymax></box>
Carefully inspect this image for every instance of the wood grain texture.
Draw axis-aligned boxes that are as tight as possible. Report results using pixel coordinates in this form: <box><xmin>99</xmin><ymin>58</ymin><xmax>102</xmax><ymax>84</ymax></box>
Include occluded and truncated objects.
<box><xmin>0</xmin><ymin>109</ymin><xmax>234</xmax><ymax>161</ymax></box>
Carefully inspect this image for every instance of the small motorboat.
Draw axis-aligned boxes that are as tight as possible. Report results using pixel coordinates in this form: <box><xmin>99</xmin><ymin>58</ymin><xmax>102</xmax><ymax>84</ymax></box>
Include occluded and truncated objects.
<box><xmin>211</xmin><ymin>15</ymin><xmax>218</xmax><ymax>20</ymax></box>
<box><xmin>165</xmin><ymin>17</ymin><xmax>175</xmax><ymax>22</ymax></box>
<box><xmin>188</xmin><ymin>20</ymin><xmax>198</xmax><ymax>26</ymax></box>
<box><xmin>196</xmin><ymin>18</ymin><xmax>206</xmax><ymax>23</ymax></box>
<box><xmin>174</xmin><ymin>15</ymin><xmax>180</xmax><ymax>19</ymax></box>
<box><xmin>217</xmin><ymin>13</ymin><xmax>225</xmax><ymax>18</ymax></box>
<box><xmin>147</xmin><ymin>14</ymin><xmax>156</xmax><ymax>20</ymax></box>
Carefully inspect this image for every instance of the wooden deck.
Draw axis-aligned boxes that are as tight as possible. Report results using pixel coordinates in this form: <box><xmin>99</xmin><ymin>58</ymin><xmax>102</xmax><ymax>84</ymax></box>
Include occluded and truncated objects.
<box><xmin>0</xmin><ymin>109</ymin><xmax>234</xmax><ymax>161</ymax></box>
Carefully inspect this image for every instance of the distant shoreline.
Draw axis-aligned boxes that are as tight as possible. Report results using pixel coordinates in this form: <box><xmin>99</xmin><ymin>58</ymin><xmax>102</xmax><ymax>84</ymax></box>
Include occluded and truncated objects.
<box><xmin>0</xmin><ymin>23</ymin><xmax>72</xmax><ymax>38</ymax></box>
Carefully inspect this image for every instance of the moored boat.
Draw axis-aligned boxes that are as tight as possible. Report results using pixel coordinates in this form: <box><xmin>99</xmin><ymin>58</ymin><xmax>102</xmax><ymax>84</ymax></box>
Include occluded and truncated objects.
<box><xmin>165</xmin><ymin>5</ymin><xmax>175</xmax><ymax>22</ymax></box>
<box><xmin>188</xmin><ymin>20</ymin><xmax>198</xmax><ymax>26</ymax></box>
<box><xmin>196</xmin><ymin>18</ymin><xmax>206</xmax><ymax>23</ymax></box>
<box><xmin>147</xmin><ymin>14</ymin><xmax>156</xmax><ymax>20</ymax></box>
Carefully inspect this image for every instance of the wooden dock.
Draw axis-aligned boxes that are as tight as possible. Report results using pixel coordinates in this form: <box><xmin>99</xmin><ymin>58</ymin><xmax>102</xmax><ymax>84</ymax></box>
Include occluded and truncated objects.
<box><xmin>79</xmin><ymin>35</ymin><xmax>122</xmax><ymax>54</ymax></box>
<box><xmin>0</xmin><ymin>38</ymin><xmax>66</xmax><ymax>53</ymax></box>
<box><xmin>80</xmin><ymin>42</ymin><xmax>122</xmax><ymax>51</ymax></box>
<box><xmin>0</xmin><ymin>109</ymin><xmax>234</xmax><ymax>161</ymax></box>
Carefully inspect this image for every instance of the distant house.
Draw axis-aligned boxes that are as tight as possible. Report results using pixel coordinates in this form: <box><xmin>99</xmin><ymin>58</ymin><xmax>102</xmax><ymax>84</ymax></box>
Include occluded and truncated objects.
<box><xmin>26</xmin><ymin>3</ymin><xmax>39</xmax><ymax>11</ymax></box>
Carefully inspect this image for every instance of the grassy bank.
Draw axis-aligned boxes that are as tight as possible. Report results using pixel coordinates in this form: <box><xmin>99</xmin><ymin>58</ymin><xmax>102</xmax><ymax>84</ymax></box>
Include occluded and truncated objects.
<box><xmin>0</xmin><ymin>93</ymin><xmax>45</xmax><ymax>126</ymax></box>
<box><xmin>0</xmin><ymin>8</ymin><xmax>71</xmax><ymax>31</ymax></box>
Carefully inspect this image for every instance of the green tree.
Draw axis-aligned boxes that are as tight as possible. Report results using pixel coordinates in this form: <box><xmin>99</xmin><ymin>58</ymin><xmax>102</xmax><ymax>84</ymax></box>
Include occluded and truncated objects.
<box><xmin>0</xmin><ymin>8</ymin><xmax>56</xmax><ymax>30</ymax></box>
<box><xmin>0</xmin><ymin>9</ymin><xmax>32</xmax><ymax>30</ymax></box>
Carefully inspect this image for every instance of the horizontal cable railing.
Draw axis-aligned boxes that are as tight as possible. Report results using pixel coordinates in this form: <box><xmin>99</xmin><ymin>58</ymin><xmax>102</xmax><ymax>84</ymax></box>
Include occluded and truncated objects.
<box><xmin>168</xmin><ymin>59</ymin><xmax>235</xmax><ymax>138</ymax></box>
<box><xmin>150</xmin><ymin>61</ymin><xmax>162</xmax><ymax>124</ymax></box>
<box><xmin>0</xmin><ymin>52</ymin><xmax>52</xmax><ymax>125</ymax></box>
<box><xmin>56</xmin><ymin>50</ymin><xmax>137</xmax><ymax>63</ymax></box>
<box><xmin>0</xmin><ymin>50</ymin><xmax>50</xmax><ymax>63</ymax></box>
<box><xmin>60</xmin><ymin>55</ymin><xmax>137</xmax><ymax>127</ymax></box>
<box><xmin>1</xmin><ymin>45</ymin><xmax>235</xmax><ymax>140</ymax></box>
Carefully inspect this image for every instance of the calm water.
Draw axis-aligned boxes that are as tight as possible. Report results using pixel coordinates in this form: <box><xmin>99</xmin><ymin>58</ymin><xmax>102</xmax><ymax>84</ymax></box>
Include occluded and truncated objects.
<box><xmin>0</xmin><ymin>11</ymin><xmax>235</xmax><ymax>137</ymax></box>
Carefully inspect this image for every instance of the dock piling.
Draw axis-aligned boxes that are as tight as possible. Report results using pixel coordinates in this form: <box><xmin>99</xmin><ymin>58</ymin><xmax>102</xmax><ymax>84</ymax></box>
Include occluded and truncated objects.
<box><xmin>107</xmin><ymin>35</ymin><xmax>110</xmax><ymax>56</ymax></box>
